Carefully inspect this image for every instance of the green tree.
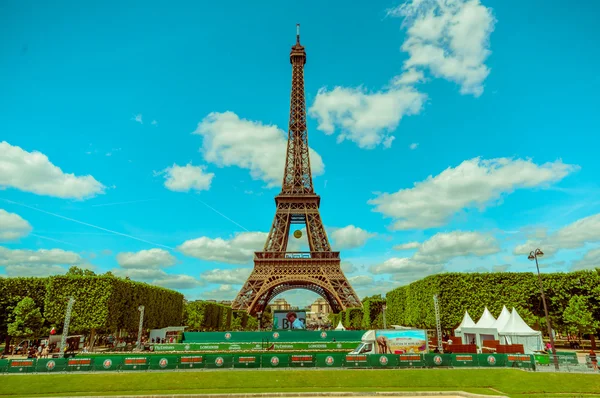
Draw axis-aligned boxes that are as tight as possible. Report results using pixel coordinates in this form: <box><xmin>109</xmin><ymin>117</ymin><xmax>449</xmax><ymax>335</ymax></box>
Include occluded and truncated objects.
<box><xmin>7</xmin><ymin>297</ymin><xmax>44</xmax><ymax>340</ymax></box>
<box><xmin>183</xmin><ymin>302</ymin><xmax>205</xmax><ymax>331</ymax></box>
<box><xmin>563</xmin><ymin>295</ymin><xmax>599</xmax><ymax>340</ymax></box>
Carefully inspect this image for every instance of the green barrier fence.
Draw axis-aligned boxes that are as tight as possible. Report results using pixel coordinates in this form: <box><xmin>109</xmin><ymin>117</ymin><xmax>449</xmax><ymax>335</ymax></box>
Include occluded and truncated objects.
<box><xmin>0</xmin><ymin>359</ymin><xmax>9</xmax><ymax>373</ymax></box>
<box><xmin>505</xmin><ymin>354</ymin><xmax>536</xmax><ymax>370</ymax></box>
<box><xmin>424</xmin><ymin>354</ymin><xmax>453</xmax><ymax>367</ymax></box>
<box><xmin>180</xmin><ymin>355</ymin><xmax>204</xmax><ymax>369</ymax></box>
<box><xmin>90</xmin><ymin>355</ymin><xmax>121</xmax><ymax>371</ymax></box>
<box><xmin>151</xmin><ymin>341</ymin><xmax>357</xmax><ymax>352</ymax></box>
<box><xmin>150</xmin><ymin>355</ymin><xmax>179</xmax><ymax>370</ymax></box>
<box><xmin>36</xmin><ymin>358</ymin><xmax>67</xmax><ymax>373</ymax></box>
<box><xmin>182</xmin><ymin>330</ymin><xmax>365</xmax><ymax>343</ymax></box>
<box><xmin>122</xmin><ymin>356</ymin><xmax>150</xmax><ymax>371</ymax></box>
<box><xmin>316</xmin><ymin>353</ymin><xmax>345</xmax><ymax>368</ymax></box>
<box><xmin>555</xmin><ymin>351</ymin><xmax>579</xmax><ymax>364</ymax></box>
<box><xmin>205</xmin><ymin>354</ymin><xmax>234</xmax><ymax>369</ymax></box>
<box><xmin>451</xmin><ymin>354</ymin><xmax>479</xmax><ymax>367</ymax></box>
<box><xmin>234</xmin><ymin>354</ymin><xmax>261</xmax><ymax>368</ymax></box>
<box><xmin>369</xmin><ymin>354</ymin><xmax>399</xmax><ymax>368</ymax></box>
<box><xmin>345</xmin><ymin>354</ymin><xmax>369</xmax><ymax>368</ymax></box>
<box><xmin>398</xmin><ymin>354</ymin><xmax>424</xmax><ymax>368</ymax></box>
<box><xmin>290</xmin><ymin>354</ymin><xmax>316</xmax><ymax>368</ymax></box>
<box><xmin>1</xmin><ymin>352</ymin><xmax>539</xmax><ymax>373</ymax></box>
<box><xmin>261</xmin><ymin>353</ymin><xmax>289</xmax><ymax>368</ymax></box>
<box><xmin>477</xmin><ymin>354</ymin><xmax>506</xmax><ymax>367</ymax></box>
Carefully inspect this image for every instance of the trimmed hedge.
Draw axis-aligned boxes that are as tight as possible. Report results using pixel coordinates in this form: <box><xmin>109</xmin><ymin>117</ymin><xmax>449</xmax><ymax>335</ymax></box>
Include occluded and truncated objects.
<box><xmin>385</xmin><ymin>270</ymin><xmax>600</xmax><ymax>331</ymax></box>
<box><xmin>1</xmin><ymin>275</ymin><xmax>183</xmax><ymax>337</ymax></box>
<box><xmin>362</xmin><ymin>296</ymin><xmax>386</xmax><ymax>329</ymax></box>
<box><xmin>183</xmin><ymin>301</ymin><xmax>233</xmax><ymax>331</ymax></box>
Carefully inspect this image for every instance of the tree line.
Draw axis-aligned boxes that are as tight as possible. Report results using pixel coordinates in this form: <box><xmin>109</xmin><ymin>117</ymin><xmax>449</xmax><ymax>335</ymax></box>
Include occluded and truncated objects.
<box><xmin>0</xmin><ymin>267</ymin><xmax>184</xmax><ymax>352</ymax></box>
<box><xmin>330</xmin><ymin>269</ymin><xmax>599</xmax><ymax>345</ymax></box>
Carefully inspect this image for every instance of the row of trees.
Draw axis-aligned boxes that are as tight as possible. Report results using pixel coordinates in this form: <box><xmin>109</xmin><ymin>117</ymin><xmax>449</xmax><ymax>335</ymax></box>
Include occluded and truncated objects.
<box><xmin>0</xmin><ymin>267</ymin><xmax>184</xmax><ymax>352</ymax></box>
<box><xmin>384</xmin><ymin>270</ymin><xmax>600</xmax><ymax>338</ymax></box>
<box><xmin>183</xmin><ymin>301</ymin><xmax>275</xmax><ymax>332</ymax></box>
<box><xmin>329</xmin><ymin>270</ymin><xmax>600</xmax><ymax>343</ymax></box>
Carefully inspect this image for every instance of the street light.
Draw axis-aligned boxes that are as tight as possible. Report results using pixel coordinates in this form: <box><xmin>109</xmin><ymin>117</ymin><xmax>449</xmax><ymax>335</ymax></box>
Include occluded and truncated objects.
<box><xmin>257</xmin><ymin>311</ymin><xmax>262</xmax><ymax>332</ymax></box>
<box><xmin>382</xmin><ymin>304</ymin><xmax>387</xmax><ymax>329</ymax></box>
<box><xmin>136</xmin><ymin>305</ymin><xmax>145</xmax><ymax>350</ymax></box>
<box><xmin>528</xmin><ymin>248</ymin><xmax>559</xmax><ymax>370</ymax></box>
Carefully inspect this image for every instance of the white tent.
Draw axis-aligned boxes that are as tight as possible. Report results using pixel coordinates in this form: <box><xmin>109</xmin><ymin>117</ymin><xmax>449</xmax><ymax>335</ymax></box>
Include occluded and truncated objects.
<box><xmin>454</xmin><ymin>311</ymin><xmax>475</xmax><ymax>338</ymax></box>
<box><xmin>498</xmin><ymin>307</ymin><xmax>543</xmax><ymax>354</ymax></box>
<box><xmin>492</xmin><ymin>306</ymin><xmax>511</xmax><ymax>331</ymax></box>
<box><xmin>335</xmin><ymin>321</ymin><xmax>346</xmax><ymax>331</ymax></box>
<box><xmin>460</xmin><ymin>307</ymin><xmax>499</xmax><ymax>347</ymax></box>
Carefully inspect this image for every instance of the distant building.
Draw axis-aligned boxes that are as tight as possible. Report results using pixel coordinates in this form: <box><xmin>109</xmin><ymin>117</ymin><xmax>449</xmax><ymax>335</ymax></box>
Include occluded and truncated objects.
<box><xmin>271</xmin><ymin>298</ymin><xmax>291</xmax><ymax>311</ymax></box>
<box><xmin>306</xmin><ymin>298</ymin><xmax>332</xmax><ymax>326</ymax></box>
<box><xmin>219</xmin><ymin>300</ymin><xmax>232</xmax><ymax>306</ymax></box>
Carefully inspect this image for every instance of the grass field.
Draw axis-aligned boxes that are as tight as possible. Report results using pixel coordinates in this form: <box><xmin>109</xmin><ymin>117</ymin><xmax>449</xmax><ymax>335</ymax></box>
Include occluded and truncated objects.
<box><xmin>0</xmin><ymin>369</ymin><xmax>599</xmax><ymax>397</ymax></box>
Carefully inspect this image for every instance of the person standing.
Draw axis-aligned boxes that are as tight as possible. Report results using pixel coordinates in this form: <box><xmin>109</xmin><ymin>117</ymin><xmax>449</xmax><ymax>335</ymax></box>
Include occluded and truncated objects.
<box><xmin>590</xmin><ymin>350</ymin><xmax>598</xmax><ymax>371</ymax></box>
<box><xmin>286</xmin><ymin>312</ymin><xmax>305</xmax><ymax>330</ymax></box>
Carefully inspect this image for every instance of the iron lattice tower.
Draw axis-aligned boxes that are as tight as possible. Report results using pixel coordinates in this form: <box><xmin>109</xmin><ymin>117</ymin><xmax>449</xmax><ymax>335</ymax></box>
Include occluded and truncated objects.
<box><xmin>232</xmin><ymin>25</ymin><xmax>361</xmax><ymax>315</ymax></box>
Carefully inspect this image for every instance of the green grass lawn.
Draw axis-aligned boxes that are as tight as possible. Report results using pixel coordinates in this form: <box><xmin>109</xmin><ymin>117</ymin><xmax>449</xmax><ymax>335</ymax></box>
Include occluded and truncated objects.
<box><xmin>0</xmin><ymin>369</ymin><xmax>599</xmax><ymax>397</ymax></box>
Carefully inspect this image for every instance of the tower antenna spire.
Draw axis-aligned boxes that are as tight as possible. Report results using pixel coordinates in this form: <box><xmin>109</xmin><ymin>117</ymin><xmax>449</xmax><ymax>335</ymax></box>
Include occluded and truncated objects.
<box><xmin>296</xmin><ymin>23</ymin><xmax>300</xmax><ymax>43</ymax></box>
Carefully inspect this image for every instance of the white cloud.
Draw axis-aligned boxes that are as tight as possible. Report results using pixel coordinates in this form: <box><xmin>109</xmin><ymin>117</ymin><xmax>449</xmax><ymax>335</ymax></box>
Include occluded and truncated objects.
<box><xmin>388</xmin><ymin>0</ymin><xmax>496</xmax><ymax>97</ymax></box>
<box><xmin>0</xmin><ymin>209</ymin><xmax>32</xmax><ymax>241</ymax></box>
<box><xmin>3</xmin><ymin>264</ymin><xmax>68</xmax><ymax>277</ymax></box>
<box><xmin>348</xmin><ymin>275</ymin><xmax>374</xmax><ymax>286</ymax></box>
<box><xmin>0</xmin><ymin>141</ymin><xmax>106</xmax><ymax>199</ymax></box>
<box><xmin>393</xmin><ymin>242</ymin><xmax>421</xmax><ymax>251</ymax></box>
<box><xmin>0</xmin><ymin>247</ymin><xmax>82</xmax><ymax>277</ymax></box>
<box><xmin>151</xmin><ymin>120</ymin><xmax>158</xmax><ymax>126</ymax></box>
<box><xmin>201</xmin><ymin>284</ymin><xmax>238</xmax><ymax>301</ymax></box>
<box><xmin>132</xmin><ymin>114</ymin><xmax>143</xmax><ymax>124</ymax></box>
<box><xmin>178</xmin><ymin>231</ymin><xmax>267</xmax><ymax>264</ymax></box>
<box><xmin>330</xmin><ymin>225</ymin><xmax>375</xmax><ymax>250</ymax></box>
<box><xmin>370</xmin><ymin>257</ymin><xmax>440</xmax><ymax>274</ymax></box>
<box><xmin>369</xmin><ymin>257</ymin><xmax>444</xmax><ymax>285</ymax></box>
<box><xmin>194</xmin><ymin>112</ymin><xmax>324</xmax><ymax>187</ymax></box>
<box><xmin>370</xmin><ymin>157</ymin><xmax>578</xmax><ymax>230</ymax></box>
<box><xmin>116</xmin><ymin>248</ymin><xmax>177</xmax><ymax>269</ymax></box>
<box><xmin>410</xmin><ymin>143</ymin><xmax>419</xmax><ymax>150</ymax></box>
<box><xmin>159</xmin><ymin>163</ymin><xmax>214</xmax><ymax>192</ymax></box>
<box><xmin>154</xmin><ymin>274</ymin><xmax>202</xmax><ymax>290</ymax></box>
<box><xmin>572</xmin><ymin>248</ymin><xmax>600</xmax><ymax>271</ymax></box>
<box><xmin>112</xmin><ymin>267</ymin><xmax>202</xmax><ymax>290</ymax></box>
<box><xmin>514</xmin><ymin>213</ymin><xmax>600</xmax><ymax>257</ymax></box>
<box><xmin>341</xmin><ymin>261</ymin><xmax>358</xmax><ymax>274</ymax></box>
<box><xmin>112</xmin><ymin>267</ymin><xmax>167</xmax><ymax>280</ymax></box>
<box><xmin>413</xmin><ymin>231</ymin><xmax>500</xmax><ymax>264</ymax></box>
<box><xmin>309</xmin><ymin>86</ymin><xmax>425</xmax><ymax>149</ymax></box>
<box><xmin>200</xmin><ymin>268</ymin><xmax>252</xmax><ymax>285</ymax></box>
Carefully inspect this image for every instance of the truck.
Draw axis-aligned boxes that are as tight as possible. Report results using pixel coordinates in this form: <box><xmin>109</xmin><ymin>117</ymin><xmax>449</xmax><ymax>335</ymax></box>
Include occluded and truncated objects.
<box><xmin>349</xmin><ymin>329</ymin><xmax>428</xmax><ymax>355</ymax></box>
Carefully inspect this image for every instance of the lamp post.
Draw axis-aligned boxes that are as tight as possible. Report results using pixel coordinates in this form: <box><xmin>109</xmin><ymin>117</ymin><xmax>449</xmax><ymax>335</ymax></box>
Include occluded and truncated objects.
<box><xmin>136</xmin><ymin>305</ymin><xmax>145</xmax><ymax>350</ymax></box>
<box><xmin>382</xmin><ymin>304</ymin><xmax>387</xmax><ymax>329</ymax></box>
<box><xmin>257</xmin><ymin>311</ymin><xmax>262</xmax><ymax>332</ymax></box>
<box><xmin>528</xmin><ymin>248</ymin><xmax>559</xmax><ymax>370</ymax></box>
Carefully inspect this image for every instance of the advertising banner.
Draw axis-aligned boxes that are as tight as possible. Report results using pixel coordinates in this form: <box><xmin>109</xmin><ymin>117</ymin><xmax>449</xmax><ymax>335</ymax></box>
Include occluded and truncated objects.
<box><xmin>151</xmin><ymin>341</ymin><xmax>355</xmax><ymax>352</ymax></box>
<box><xmin>273</xmin><ymin>310</ymin><xmax>306</xmax><ymax>330</ymax></box>
<box><xmin>375</xmin><ymin>329</ymin><xmax>428</xmax><ymax>354</ymax></box>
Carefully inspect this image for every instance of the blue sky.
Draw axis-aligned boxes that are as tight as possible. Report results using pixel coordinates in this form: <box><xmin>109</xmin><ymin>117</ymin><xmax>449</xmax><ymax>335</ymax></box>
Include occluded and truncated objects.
<box><xmin>1</xmin><ymin>0</ymin><xmax>599</xmax><ymax>306</ymax></box>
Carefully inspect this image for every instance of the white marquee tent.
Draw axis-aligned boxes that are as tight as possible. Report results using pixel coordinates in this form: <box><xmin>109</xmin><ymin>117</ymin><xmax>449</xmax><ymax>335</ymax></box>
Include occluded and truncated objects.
<box><xmin>454</xmin><ymin>311</ymin><xmax>475</xmax><ymax>338</ymax></box>
<box><xmin>460</xmin><ymin>307</ymin><xmax>499</xmax><ymax>347</ymax></box>
<box><xmin>498</xmin><ymin>307</ymin><xmax>543</xmax><ymax>354</ymax></box>
<box><xmin>492</xmin><ymin>306</ymin><xmax>511</xmax><ymax>331</ymax></box>
<box><xmin>335</xmin><ymin>321</ymin><xmax>346</xmax><ymax>331</ymax></box>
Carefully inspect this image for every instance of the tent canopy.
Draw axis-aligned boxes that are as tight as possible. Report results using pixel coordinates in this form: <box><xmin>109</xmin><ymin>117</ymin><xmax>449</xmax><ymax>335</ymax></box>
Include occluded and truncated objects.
<box><xmin>335</xmin><ymin>321</ymin><xmax>346</xmax><ymax>331</ymax></box>
<box><xmin>475</xmin><ymin>307</ymin><xmax>497</xmax><ymax>328</ymax></box>
<box><xmin>454</xmin><ymin>311</ymin><xmax>475</xmax><ymax>335</ymax></box>
<box><xmin>492</xmin><ymin>306</ymin><xmax>511</xmax><ymax>331</ymax></box>
<box><xmin>500</xmin><ymin>307</ymin><xmax>539</xmax><ymax>335</ymax></box>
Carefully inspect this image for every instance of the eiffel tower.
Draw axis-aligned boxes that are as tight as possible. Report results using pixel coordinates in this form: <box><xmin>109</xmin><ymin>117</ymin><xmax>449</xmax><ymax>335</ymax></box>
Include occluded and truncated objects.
<box><xmin>231</xmin><ymin>25</ymin><xmax>361</xmax><ymax>315</ymax></box>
